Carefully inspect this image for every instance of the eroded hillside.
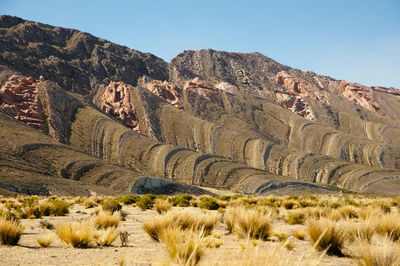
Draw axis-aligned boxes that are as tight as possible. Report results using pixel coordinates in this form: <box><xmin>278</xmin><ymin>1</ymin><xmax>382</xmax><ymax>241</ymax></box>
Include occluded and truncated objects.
<box><xmin>1</xmin><ymin>15</ymin><xmax>400</xmax><ymax>196</ymax></box>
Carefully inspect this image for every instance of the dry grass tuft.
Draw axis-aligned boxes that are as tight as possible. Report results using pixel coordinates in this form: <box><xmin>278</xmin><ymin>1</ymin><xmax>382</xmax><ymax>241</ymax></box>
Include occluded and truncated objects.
<box><xmin>97</xmin><ymin>227</ymin><xmax>119</xmax><ymax>246</ymax></box>
<box><xmin>0</xmin><ymin>217</ymin><xmax>24</xmax><ymax>245</ymax></box>
<box><xmin>159</xmin><ymin>226</ymin><xmax>203</xmax><ymax>266</ymax></box>
<box><xmin>94</xmin><ymin>212</ymin><xmax>120</xmax><ymax>229</ymax></box>
<box><xmin>55</xmin><ymin>220</ymin><xmax>97</xmax><ymax>248</ymax></box>
<box><xmin>143</xmin><ymin>210</ymin><xmax>219</xmax><ymax>241</ymax></box>
<box><xmin>374</xmin><ymin>213</ymin><xmax>400</xmax><ymax>241</ymax></box>
<box><xmin>142</xmin><ymin>214</ymin><xmax>174</xmax><ymax>241</ymax></box>
<box><xmin>237</xmin><ymin>242</ymin><xmax>323</xmax><ymax>266</ymax></box>
<box><xmin>352</xmin><ymin>235</ymin><xmax>400</xmax><ymax>266</ymax></box>
<box><xmin>36</xmin><ymin>234</ymin><xmax>54</xmax><ymax>247</ymax></box>
<box><xmin>225</xmin><ymin>206</ymin><xmax>274</xmax><ymax>240</ymax></box>
<box><xmin>307</xmin><ymin>217</ymin><xmax>346</xmax><ymax>256</ymax></box>
<box><xmin>154</xmin><ymin>199</ymin><xmax>172</xmax><ymax>214</ymax></box>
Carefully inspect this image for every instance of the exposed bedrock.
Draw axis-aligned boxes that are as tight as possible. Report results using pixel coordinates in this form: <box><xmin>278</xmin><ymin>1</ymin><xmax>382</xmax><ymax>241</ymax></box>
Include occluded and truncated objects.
<box><xmin>67</xmin><ymin>93</ymin><xmax>337</xmax><ymax>195</ymax></box>
<box><xmin>0</xmin><ymin>74</ymin><xmax>44</xmax><ymax>129</ymax></box>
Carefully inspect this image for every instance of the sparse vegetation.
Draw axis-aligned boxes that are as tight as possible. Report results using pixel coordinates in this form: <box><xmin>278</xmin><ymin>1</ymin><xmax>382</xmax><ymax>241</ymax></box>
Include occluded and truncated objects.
<box><xmin>136</xmin><ymin>194</ymin><xmax>156</xmax><ymax>210</ymax></box>
<box><xmin>2</xmin><ymin>194</ymin><xmax>400</xmax><ymax>265</ymax></box>
<box><xmin>199</xmin><ymin>197</ymin><xmax>220</xmax><ymax>210</ymax></box>
<box><xmin>171</xmin><ymin>194</ymin><xmax>192</xmax><ymax>207</ymax></box>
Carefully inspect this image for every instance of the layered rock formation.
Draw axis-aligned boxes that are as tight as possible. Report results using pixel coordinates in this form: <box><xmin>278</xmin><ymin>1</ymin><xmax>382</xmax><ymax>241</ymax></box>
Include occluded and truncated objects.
<box><xmin>1</xmin><ymin>15</ymin><xmax>400</xmax><ymax>196</ymax></box>
<box><xmin>0</xmin><ymin>74</ymin><xmax>44</xmax><ymax>129</ymax></box>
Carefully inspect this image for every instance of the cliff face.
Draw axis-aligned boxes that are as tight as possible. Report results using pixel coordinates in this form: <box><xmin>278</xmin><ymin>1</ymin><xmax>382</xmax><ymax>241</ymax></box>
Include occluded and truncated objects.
<box><xmin>1</xmin><ymin>15</ymin><xmax>400</xmax><ymax>196</ymax></box>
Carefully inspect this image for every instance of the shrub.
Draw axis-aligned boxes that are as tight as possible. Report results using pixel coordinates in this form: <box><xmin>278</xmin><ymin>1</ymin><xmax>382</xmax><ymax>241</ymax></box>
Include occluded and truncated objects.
<box><xmin>136</xmin><ymin>194</ymin><xmax>156</xmax><ymax>210</ymax></box>
<box><xmin>282</xmin><ymin>200</ymin><xmax>296</xmax><ymax>210</ymax></box>
<box><xmin>39</xmin><ymin>220</ymin><xmax>54</xmax><ymax>230</ymax></box>
<box><xmin>171</xmin><ymin>194</ymin><xmax>193</xmax><ymax>207</ymax></box>
<box><xmin>154</xmin><ymin>199</ymin><xmax>172</xmax><ymax>214</ymax></box>
<box><xmin>120</xmin><ymin>230</ymin><xmax>129</xmax><ymax>246</ymax></box>
<box><xmin>119</xmin><ymin>209</ymin><xmax>128</xmax><ymax>221</ymax></box>
<box><xmin>293</xmin><ymin>231</ymin><xmax>306</xmax><ymax>240</ymax></box>
<box><xmin>116</xmin><ymin>195</ymin><xmax>141</xmax><ymax>205</ymax></box>
<box><xmin>199</xmin><ymin>197</ymin><xmax>220</xmax><ymax>210</ymax></box>
<box><xmin>94</xmin><ymin>212</ymin><xmax>120</xmax><ymax>229</ymax></box>
<box><xmin>287</xmin><ymin>212</ymin><xmax>305</xmax><ymax>225</ymax></box>
<box><xmin>102</xmin><ymin>199</ymin><xmax>122</xmax><ymax>213</ymax></box>
<box><xmin>0</xmin><ymin>217</ymin><xmax>24</xmax><ymax>245</ymax></box>
<box><xmin>36</xmin><ymin>234</ymin><xmax>54</xmax><ymax>247</ymax></box>
<box><xmin>55</xmin><ymin>221</ymin><xmax>97</xmax><ymax>248</ymax></box>
<box><xmin>307</xmin><ymin>218</ymin><xmax>346</xmax><ymax>256</ymax></box>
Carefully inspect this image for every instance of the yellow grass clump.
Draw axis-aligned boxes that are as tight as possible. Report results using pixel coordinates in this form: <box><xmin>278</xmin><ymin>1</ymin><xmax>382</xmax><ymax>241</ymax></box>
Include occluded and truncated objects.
<box><xmin>374</xmin><ymin>212</ymin><xmax>400</xmax><ymax>241</ymax></box>
<box><xmin>94</xmin><ymin>212</ymin><xmax>120</xmax><ymax>229</ymax></box>
<box><xmin>237</xmin><ymin>242</ymin><xmax>323</xmax><ymax>266</ymax></box>
<box><xmin>97</xmin><ymin>227</ymin><xmax>119</xmax><ymax>247</ymax></box>
<box><xmin>0</xmin><ymin>217</ymin><xmax>24</xmax><ymax>245</ymax></box>
<box><xmin>55</xmin><ymin>221</ymin><xmax>97</xmax><ymax>248</ymax></box>
<box><xmin>159</xmin><ymin>226</ymin><xmax>203</xmax><ymax>266</ymax></box>
<box><xmin>225</xmin><ymin>206</ymin><xmax>274</xmax><ymax>240</ymax></box>
<box><xmin>154</xmin><ymin>198</ymin><xmax>172</xmax><ymax>214</ymax></box>
<box><xmin>307</xmin><ymin>217</ymin><xmax>346</xmax><ymax>256</ymax></box>
<box><xmin>36</xmin><ymin>234</ymin><xmax>54</xmax><ymax>247</ymax></box>
<box><xmin>143</xmin><ymin>210</ymin><xmax>219</xmax><ymax>241</ymax></box>
<box><xmin>352</xmin><ymin>235</ymin><xmax>400</xmax><ymax>266</ymax></box>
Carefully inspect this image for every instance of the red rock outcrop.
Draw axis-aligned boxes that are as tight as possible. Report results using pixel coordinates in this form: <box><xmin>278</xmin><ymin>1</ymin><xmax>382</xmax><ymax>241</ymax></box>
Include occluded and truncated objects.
<box><xmin>183</xmin><ymin>77</ymin><xmax>223</xmax><ymax>108</ymax></box>
<box><xmin>275</xmin><ymin>71</ymin><xmax>327</xmax><ymax>101</ymax></box>
<box><xmin>146</xmin><ymin>80</ymin><xmax>183</xmax><ymax>109</ymax></box>
<box><xmin>273</xmin><ymin>71</ymin><xmax>324</xmax><ymax>120</ymax></box>
<box><xmin>275</xmin><ymin>92</ymin><xmax>315</xmax><ymax>120</ymax></box>
<box><xmin>101</xmin><ymin>81</ymin><xmax>140</xmax><ymax>131</ymax></box>
<box><xmin>339</xmin><ymin>81</ymin><xmax>384</xmax><ymax>115</ymax></box>
<box><xmin>0</xmin><ymin>74</ymin><xmax>44</xmax><ymax>129</ymax></box>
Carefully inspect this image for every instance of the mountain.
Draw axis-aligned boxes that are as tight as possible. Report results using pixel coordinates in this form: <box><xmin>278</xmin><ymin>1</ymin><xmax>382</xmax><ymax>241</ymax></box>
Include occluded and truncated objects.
<box><xmin>1</xmin><ymin>15</ymin><xmax>400</xmax><ymax>196</ymax></box>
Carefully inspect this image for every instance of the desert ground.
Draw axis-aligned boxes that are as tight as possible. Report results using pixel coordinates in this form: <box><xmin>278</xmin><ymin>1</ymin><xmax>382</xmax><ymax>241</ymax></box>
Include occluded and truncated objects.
<box><xmin>1</xmin><ymin>193</ymin><xmax>400</xmax><ymax>266</ymax></box>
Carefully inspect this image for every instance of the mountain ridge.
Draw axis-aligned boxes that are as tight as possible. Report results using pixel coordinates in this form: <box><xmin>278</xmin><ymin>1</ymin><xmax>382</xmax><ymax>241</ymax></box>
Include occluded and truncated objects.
<box><xmin>1</xmin><ymin>15</ymin><xmax>400</xmax><ymax>196</ymax></box>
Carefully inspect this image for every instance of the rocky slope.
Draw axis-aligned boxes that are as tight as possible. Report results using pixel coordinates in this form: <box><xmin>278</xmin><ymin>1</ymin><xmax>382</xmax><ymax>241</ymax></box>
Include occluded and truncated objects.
<box><xmin>1</xmin><ymin>15</ymin><xmax>400</xmax><ymax>196</ymax></box>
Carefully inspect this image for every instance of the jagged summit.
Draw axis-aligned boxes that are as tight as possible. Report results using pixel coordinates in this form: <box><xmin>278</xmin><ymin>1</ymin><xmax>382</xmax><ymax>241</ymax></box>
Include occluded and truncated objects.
<box><xmin>1</xmin><ymin>16</ymin><xmax>400</xmax><ymax>196</ymax></box>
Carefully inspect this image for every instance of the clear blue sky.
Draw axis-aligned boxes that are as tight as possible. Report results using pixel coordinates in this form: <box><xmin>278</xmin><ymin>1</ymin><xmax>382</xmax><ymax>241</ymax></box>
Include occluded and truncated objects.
<box><xmin>2</xmin><ymin>0</ymin><xmax>400</xmax><ymax>88</ymax></box>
